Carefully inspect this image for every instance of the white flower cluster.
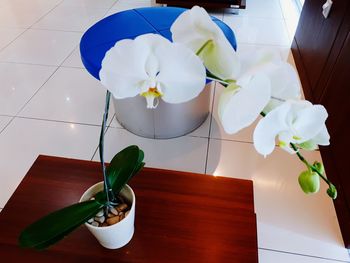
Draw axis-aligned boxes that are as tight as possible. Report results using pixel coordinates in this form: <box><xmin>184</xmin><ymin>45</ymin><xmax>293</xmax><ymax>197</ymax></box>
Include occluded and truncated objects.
<box><xmin>100</xmin><ymin>6</ymin><xmax>330</xmax><ymax>157</ymax></box>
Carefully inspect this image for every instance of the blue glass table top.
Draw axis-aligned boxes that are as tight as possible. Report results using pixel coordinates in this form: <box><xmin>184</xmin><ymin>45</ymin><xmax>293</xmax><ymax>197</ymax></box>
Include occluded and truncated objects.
<box><xmin>80</xmin><ymin>7</ymin><xmax>237</xmax><ymax>80</ymax></box>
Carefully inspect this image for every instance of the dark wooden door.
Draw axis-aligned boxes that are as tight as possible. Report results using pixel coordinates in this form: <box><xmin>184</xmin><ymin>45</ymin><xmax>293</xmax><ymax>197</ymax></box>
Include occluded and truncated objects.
<box><xmin>294</xmin><ymin>0</ymin><xmax>349</xmax><ymax>102</ymax></box>
<box><xmin>320</xmin><ymin>28</ymin><xmax>350</xmax><ymax>247</ymax></box>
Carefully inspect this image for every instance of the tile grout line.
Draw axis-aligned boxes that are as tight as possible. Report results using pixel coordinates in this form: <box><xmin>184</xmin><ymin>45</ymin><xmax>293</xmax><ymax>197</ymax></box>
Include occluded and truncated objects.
<box><xmin>204</xmin><ymin>82</ymin><xmax>217</xmax><ymax>174</ymax></box>
<box><xmin>14</xmin><ymin>116</ymin><xmax>106</xmax><ymax>128</ymax></box>
<box><xmin>14</xmin><ymin>21</ymin><xmax>90</xmax><ymax>120</ymax></box>
<box><xmin>25</xmin><ymin>27</ymin><xmax>84</xmax><ymax>34</ymax></box>
<box><xmin>259</xmin><ymin>247</ymin><xmax>350</xmax><ymax>263</ymax></box>
<box><xmin>1</xmin><ymin>0</ymin><xmax>118</xmax><ymax>127</ymax></box>
<box><xmin>236</xmin><ymin>41</ymin><xmax>291</xmax><ymax>48</ymax></box>
<box><xmin>13</xmin><ymin>66</ymin><xmax>60</xmax><ymax>117</ymax></box>
<box><xmin>102</xmin><ymin>0</ymin><xmax>123</xmax><ymax>18</ymax></box>
<box><xmin>61</xmin><ymin>45</ymin><xmax>80</xmax><ymax>67</ymax></box>
<box><xmin>0</xmin><ymin>116</ymin><xmax>16</xmax><ymax>135</ymax></box>
<box><xmin>0</xmin><ymin>61</ymin><xmax>61</xmax><ymax>67</ymax></box>
<box><xmin>28</xmin><ymin>0</ymin><xmax>65</xmax><ymax>30</ymax></box>
<box><xmin>0</xmin><ymin>29</ymin><xmax>29</xmax><ymax>54</ymax></box>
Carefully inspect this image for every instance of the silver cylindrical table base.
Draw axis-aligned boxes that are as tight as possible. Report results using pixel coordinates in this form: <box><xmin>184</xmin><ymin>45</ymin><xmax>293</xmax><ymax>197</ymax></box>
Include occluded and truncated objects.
<box><xmin>113</xmin><ymin>83</ymin><xmax>212</xmax><ymax>139</ymax></box>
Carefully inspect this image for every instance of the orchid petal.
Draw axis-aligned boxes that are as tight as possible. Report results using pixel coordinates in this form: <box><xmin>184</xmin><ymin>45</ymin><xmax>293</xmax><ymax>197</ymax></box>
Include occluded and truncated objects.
<box><xmin>99</xmin><ymin>39</ymin><xmax>148</xmax><ymax>99</ymax></box>
<box><xmin>155</xmin><ymin>42</ymin><xmax>206</xmax><ymax>104</ymax></box>
<box><xmin>264</xmin><ymin>62</ymin><xmax>301</xmax><ymax>112</ymax></box>
<box><xmin>238</xmin><ymin>48</ymin><xmax>281</xmax><ymax>79</ymax></box>
<box><xmin>171</xmin><ymin>6</ymin><xmax>239</xmax><ymax>80</ymax></box>
<box><xmin>237</xmin><ymin>49</ymin><xmax>301</xmax><ymax>112</ymax></box>
<box><xmin>292</xmin><ymin>104</ymin><xmax>328</xmax><ymax>143</ymax></box>
<box><xmin>171</xmin><ymin>6</ymin><xmax>220</xmax><ymax>52</ymax></box>
<box><xmin>200</xmin><ymin>37</ymin><xmax>240</xmax><ymax>80</ymax></box>
<box><xmin>253</xmin><ymin>102</ymin><xmax>291</xmax><ymax>156</ymax></box>
<box><xmin>100</xmin><ymin>33</ymin><xmax>206</xmax><ymax>106</ymax></box>
<box><xmin>219</xmin><ymin>74</ymin><xmax>271</xmax><ymax>134</ymax></box>
<box><xmin>311</xmin><ymin>126</ymin><xmax>330</xmax><ymax>146</ymax></box>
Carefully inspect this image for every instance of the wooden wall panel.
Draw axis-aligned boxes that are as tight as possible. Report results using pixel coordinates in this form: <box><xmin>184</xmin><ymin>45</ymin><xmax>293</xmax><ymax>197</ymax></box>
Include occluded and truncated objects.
<box><xmin>294</xmin><ymin>0</ymin><xmax>349</xmax><ymax>102</ymax></box>
<box><xmin>293</xmin><ymin>0</ymin><xmax>350</xmax><ymax>248</ymax></box>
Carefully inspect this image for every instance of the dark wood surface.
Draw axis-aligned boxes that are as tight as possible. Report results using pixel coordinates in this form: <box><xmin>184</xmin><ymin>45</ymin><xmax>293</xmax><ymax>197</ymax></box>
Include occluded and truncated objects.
<box><xmin>293</xmin><ymin>0</ymin><xmax>349</xmax><ymax>102</ymax></box>
<box><xmin>319</xmin><ymin>18</ymin><xmax>350</xmax><ymax>248</ymax></box>
<box><xmin>292</xmin><ymin>0</ymin><xmax>350</xmax><ymax>248</ymax></box>
<box><xmin>156</xmin><ymin>0</ymin><xmax>246</xmax><ymax>9</ymax></box>
<box><xmin>0</xmin><ymin>155</ymin><xmax>258</xmax><ymax>262</ymax></box>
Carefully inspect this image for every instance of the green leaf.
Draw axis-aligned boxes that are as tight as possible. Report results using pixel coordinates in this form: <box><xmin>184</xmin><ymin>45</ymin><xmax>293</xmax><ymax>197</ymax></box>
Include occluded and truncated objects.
<box><xmin>19</xmin><ymin>200</ymin><xmax>104</xmax><ymax>249</ymax></box>
<box><xmin>106</xmin><ymin>146</ymin><xmax>145</xmax><ymax>194</ymax></box>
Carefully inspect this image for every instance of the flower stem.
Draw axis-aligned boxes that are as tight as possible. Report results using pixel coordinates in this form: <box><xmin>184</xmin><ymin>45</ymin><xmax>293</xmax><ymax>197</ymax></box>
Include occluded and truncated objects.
<box><xmin>99</xmin><ymin>91</ymin><xmax>116</xmax><ymax>206</ymax></box>
<box><xmin>289</xmin><ymin>143</ymin><xmax>331</xmax><ymax>186</ymax></box>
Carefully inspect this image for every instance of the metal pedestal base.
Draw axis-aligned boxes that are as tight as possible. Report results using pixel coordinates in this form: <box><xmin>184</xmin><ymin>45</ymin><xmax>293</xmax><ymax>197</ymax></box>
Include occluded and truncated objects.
<box><xmin>113</xmin><ymin>83</ymin><xmax>212</xmax><ymax>139</ymax></box>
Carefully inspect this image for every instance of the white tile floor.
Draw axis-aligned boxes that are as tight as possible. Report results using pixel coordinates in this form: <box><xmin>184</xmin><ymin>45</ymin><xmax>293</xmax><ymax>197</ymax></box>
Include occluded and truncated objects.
<box><xmin>0</xmin><ymin>0</ymin><xmax>348</xmax><ymax>262</ymax></box>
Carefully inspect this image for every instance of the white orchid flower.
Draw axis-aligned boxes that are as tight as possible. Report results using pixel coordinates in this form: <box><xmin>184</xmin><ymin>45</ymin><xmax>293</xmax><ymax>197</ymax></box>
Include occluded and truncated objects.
<box><xmin>170</xmin><ymin>6</ymin><xmax>240</xmax><ymax>80</ymax></box>
<box><xmin>218</xmin><ymin>74</ymin><xmax>271</xmax><ymax>134</ymax></box>
<box><xmin>238</xmin><ymin>49</ymin><xmax>301</xmax><ymax>113</ymax></box>
<box><xmin>218</xmin><ymin>48</ymin><xmax>301</xmax><ymax>134</ymax></box>
<box><xmin>253</xmin><ymin>100</ymin><xmax>330</xmax><ymax>156</ymax></box>
<box><xmin>99</xmin><ymin>34</ymin><xmax>206</xmax><ymax>109</ymax></box>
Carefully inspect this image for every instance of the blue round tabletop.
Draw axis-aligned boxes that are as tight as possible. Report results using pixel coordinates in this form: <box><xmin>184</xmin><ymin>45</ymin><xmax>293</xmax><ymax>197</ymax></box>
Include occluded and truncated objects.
<box><xmin>80</xmin><ymin>7</ymin><xmax>237</xmax><ymax>80</ymax></box>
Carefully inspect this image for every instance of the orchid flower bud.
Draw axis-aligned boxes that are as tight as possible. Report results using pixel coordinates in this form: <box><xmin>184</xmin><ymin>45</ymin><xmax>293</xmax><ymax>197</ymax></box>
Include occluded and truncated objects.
<box><xmin>327</xmin><ymin>184</ymin><xmax>337</xmax><ymax>199</ymax></box>
<box><xmin>298</xmin><ymin>170</ymin><xmax>320</xmax><ymax>194</ymax></box>
<box><xmin>313</xmin><ymin>161</ymin><xmax>325</xmax><ymax>175</ymax></box>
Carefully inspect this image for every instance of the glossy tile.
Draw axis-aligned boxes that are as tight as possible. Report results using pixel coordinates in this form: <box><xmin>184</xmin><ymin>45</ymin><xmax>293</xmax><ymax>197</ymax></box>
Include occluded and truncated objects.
<box><xmin>0</xmin><ymin>62</ymin><xmax>57</xmax><ymax>115</ymax></box>
<box><xmin>279</xmin><ymin>0</ymin><xmax>301</xmax><ymax>20</ymax></box>
<box><xmin>259</xmin><ymin>223</ymin><xmax>350</xmax><ymax>262</ymax></box>
<box><xmin>259</xmin><ymin>249</ymin><xmax>347</xmax><ymax>263</ymax></box>
<box><xmin>0</xmin><ymin>29</ymin><xmax>81</xmax><ymax>66</ymax></box>
<box><xmin>207</xmin><ymin>139</ymin><xmax>349</xmax><ymax>261</ymax></box>
<box><xmin>59</xmin><ymin>0</ymin><xmax>116</xmax><ymax>9</ymax></box>
<box><xmin>229</xmin><ymin>0</ymin><xmax>283</xmax><ymax>19</ymax></box>
<box><xmin>93</xmin><ymin>127</ymin><xmax>208</xmax><ymax>174</ymax></box>
<box><xmin>0</xmin><ymin>116</ymin><xmax>12</xmax><ymax>132</ymax></box>
<box><xmin>0</xmin><ymin>0</ymin><xmax>61</xmax><ymax>28</ymax></box>
<box><xmin>61</xmin><ymin>47</ymin><xmax>84</xmax><ymax>68</ymax></box>
<box><xmin>0</xmin><ymin>117</ymin><xmax>100</xmax><ymax>207</ymax></box>
<box><xmin>19</xmin><ymin>67</ymin><xmax>114</xmax><ymax>125</ymax></box>
<box><xmin>236</xmin><ymin>43</ymin><xmax>292</xmax><ymax>59</ymax></box>
<box><xmin>32</xmin><ymin>4</ymin><xmax>107</xmax><ymax>32</ymax></box>
<box><xmin>285</xmin><ymin>17</ymin><xmax>299</xmax><ymax>42</ymax></box>
<box><xmin>0</xmin><ymin>27</ymin><xmax>25</xmax><ymax>50</ymax></box>
<box><xmin>105</xmin><ymin>0</ymin><xmax>154</xmax><ymax>16</ymax></box>
<box><xmin>223</xmin><ymin>15</ymin><xmax>290</xmax><ymax>46</ymax></box>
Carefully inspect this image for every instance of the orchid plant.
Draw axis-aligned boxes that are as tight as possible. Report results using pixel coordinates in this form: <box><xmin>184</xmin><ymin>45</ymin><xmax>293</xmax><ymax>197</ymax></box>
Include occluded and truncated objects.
<box><xmin>100</xmin><ymin>6</ymin><xmax>337</xmax><ymax>199</ymax></box>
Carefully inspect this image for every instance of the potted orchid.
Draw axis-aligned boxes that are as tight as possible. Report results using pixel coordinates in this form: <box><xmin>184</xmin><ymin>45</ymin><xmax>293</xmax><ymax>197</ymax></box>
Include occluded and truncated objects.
<box><xmin>19</xmin><ymin>5</ymin><xmax>336</xmax><ymax>250</ymax></box>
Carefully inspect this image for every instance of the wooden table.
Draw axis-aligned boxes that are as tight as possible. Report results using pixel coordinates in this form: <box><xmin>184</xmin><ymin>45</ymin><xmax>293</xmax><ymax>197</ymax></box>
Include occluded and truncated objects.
<box><xmin>0</xmin><ymin>155</ymin><xmax>257</xmax><ymax>262</ymax></box>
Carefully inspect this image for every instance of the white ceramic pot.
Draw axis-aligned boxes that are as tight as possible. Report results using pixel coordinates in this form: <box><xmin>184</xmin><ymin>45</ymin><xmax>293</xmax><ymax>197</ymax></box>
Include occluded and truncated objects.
<box><xmin>79</xmin><ymin>182</ymin><xmax>136</xmax><ymax>249</ymax></box>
